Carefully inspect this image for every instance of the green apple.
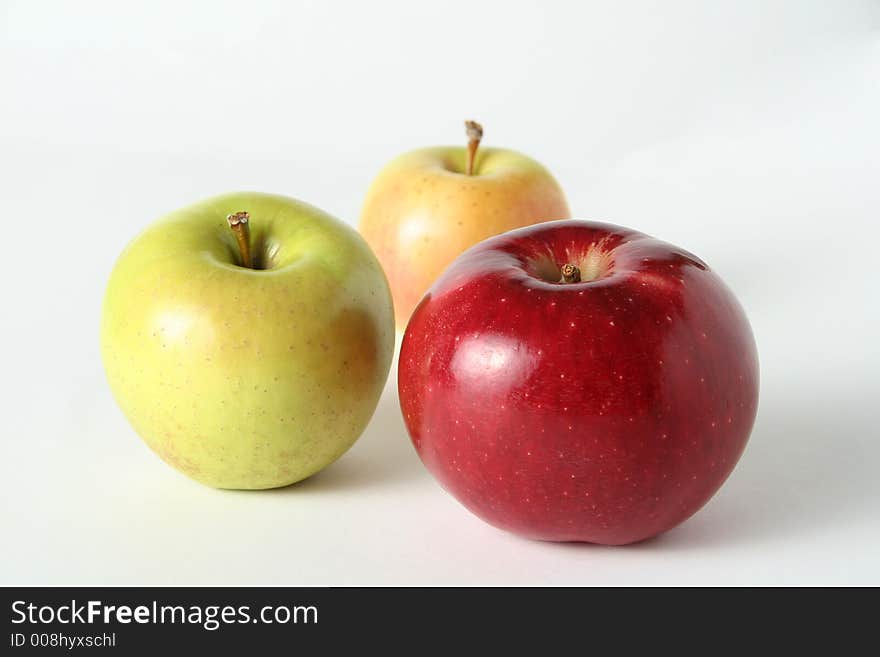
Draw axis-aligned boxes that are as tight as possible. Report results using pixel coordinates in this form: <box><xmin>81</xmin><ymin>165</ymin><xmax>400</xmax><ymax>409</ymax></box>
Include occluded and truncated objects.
<box><xmin>100</xmin><ymin>192</ymin><xmax>395</xmax><ymax>489</ymax></box>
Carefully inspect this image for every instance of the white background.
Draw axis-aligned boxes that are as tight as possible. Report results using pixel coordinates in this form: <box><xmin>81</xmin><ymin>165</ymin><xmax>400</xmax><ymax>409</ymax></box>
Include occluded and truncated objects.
<box><xmin>1</xmin><ymin>1</ymin><xmax>878</xmax><ymax>585</ymax></box>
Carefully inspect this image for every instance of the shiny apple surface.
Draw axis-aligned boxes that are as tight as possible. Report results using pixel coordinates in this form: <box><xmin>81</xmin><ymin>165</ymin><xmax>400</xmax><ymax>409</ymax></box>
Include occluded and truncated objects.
<box><xmin>399</xmin><ymin>220</ymin><xmax>759</xmax><ymax>545</ymax></box>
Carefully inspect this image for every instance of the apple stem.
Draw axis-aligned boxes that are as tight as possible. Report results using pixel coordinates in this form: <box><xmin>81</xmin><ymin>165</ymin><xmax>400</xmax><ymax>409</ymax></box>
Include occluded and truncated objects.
<box><xmin>465</xmin><ymin>120</ymin><xmax>483</xmax><ymax>176</ymax></box>
<box><xmin>560</xmin><ymin>264</ymin><xmax>581</xmax><ymax>283</ymax></box>
<box><xmin>227</xmin><ymin>211</ymin><xmax>253</xmax><ymax>268</ymax></box>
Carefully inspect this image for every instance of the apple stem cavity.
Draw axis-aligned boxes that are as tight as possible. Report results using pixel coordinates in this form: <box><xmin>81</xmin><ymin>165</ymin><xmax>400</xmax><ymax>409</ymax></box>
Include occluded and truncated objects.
<box><xmin>227</xmin><ymin>211</ymin><xmax>253</xmax><ymax>269</ymax></box>
<box><xmin>560</xmin><ymin>264</ymin><xmax>581</xmax><ymax>284</ymax></box>
<box><xmin>464</xmin><ymin>120</ymin><xmax>483</xmax><ymax>176</ymax></box>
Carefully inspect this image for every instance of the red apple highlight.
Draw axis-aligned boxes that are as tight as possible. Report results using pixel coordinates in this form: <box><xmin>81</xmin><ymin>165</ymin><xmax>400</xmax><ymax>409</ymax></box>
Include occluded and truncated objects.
<box><xmin>399</xmin><ymin>220</ymin><xmax>759</xmax><ymax>545</ymax></box>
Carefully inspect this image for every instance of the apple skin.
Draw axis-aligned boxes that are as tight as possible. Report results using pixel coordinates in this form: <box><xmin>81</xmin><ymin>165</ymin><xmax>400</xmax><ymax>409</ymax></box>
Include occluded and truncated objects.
<box><xmin>399</xmin><ymin>220</ymin><xmax>758</xmax><ymax>545</ymax></box>
<box><xmin>101</xmin><ymin>192</ymin><xmax>395</xmax><ymax>489</ymax></box>
<box><xmin>360</xmin><ymin>146</ymin><xmax>569</xmax><ymax>329</ymax></box>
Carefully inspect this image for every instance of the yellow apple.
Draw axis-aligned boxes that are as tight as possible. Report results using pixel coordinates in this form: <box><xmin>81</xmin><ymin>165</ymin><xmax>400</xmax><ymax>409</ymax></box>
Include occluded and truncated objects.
<box><xmin>100</xmin><ymin>192</ymin><xmax>394</xmax><ymax>489</ymax></box>
<box><xmin>359</xmin><ymin>122</ymin><xmax>570</xmax><ymax>328</ymax></box>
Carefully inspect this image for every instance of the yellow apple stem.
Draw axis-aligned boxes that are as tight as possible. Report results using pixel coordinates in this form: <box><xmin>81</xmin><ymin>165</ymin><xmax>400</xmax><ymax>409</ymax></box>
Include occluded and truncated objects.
<box><xmin>227</xmin><ymin>211</ymin><xmax>252</xmax><ymax>268</ymax></box>
<box><xmin>560</xmin><ymin>264</ymin><xmax>581</xmax><ymax>283</ymax></box>
<box><xmin>465</xmin><ymin>120</ymin><xmax>483</xmax><ymax>175</ymax></box>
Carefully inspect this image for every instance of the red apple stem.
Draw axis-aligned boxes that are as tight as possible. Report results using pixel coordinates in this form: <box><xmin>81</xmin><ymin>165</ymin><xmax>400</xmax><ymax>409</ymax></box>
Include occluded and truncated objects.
<box><xmin>465</xmin><ymin>120</ymin><xmax>483</xmax><ymax>176</ymax></box>
<box><xmin>227</xmin><ymin>211</ymin><xmax>252</xmax><ymax>268</ymax></box>
<box><xmin>560</xmin><ymin>264</ymin><xmax>581</xmax><ymax>283</ymax></box>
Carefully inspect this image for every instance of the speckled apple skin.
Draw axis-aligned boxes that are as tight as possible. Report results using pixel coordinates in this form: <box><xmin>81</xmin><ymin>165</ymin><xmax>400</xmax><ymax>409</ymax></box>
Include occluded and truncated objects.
<box><xmin>359</xmin><ymin>146</ymin><xmax>569</xmax><ymax>328</ymax></box>
<box><xmin>101</xmin><ymin>192</ymin><xmax>395</xmax><ymax>489</ymax></box>
<box><xmin>399</xmin><ymin>220</ymin><xmax>759</xmax><ymax>545</ymax></box>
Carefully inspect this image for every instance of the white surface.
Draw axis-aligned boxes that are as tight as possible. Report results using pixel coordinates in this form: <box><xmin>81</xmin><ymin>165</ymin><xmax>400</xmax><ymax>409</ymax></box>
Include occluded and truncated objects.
<box><xmin>1</xmin><ymin>1</ymin><xmax>878</xmax><ymax>585</ymax></box>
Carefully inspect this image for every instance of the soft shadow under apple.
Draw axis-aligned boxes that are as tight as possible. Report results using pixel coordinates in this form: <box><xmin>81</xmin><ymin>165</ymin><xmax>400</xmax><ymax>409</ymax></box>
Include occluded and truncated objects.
<box><xmin>489</xmin><ymin>383</ymin><xmax>880</xmax><ymax>553</ymax></box>
<box><xmin>267</xmin><ymin>358</ymin><xmax>880</xmax><ymax>548</ymax></box>
<box><xmin>270</xmin><ymin>383</ymin><xmax>426</xmax><ymax>494</ymax></box>
<box><xmin>649</xmin><ymin>387</ymin><xmax>879</xmax><ymax>549</ymax></box>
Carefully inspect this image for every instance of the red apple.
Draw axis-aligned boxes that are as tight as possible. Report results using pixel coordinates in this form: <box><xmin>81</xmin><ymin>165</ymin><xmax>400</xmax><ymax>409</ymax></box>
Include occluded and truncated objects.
<box><xmin>398</xmin><ymin>220</ymin><xmax>759</xmax><ymax>545</ymax></box>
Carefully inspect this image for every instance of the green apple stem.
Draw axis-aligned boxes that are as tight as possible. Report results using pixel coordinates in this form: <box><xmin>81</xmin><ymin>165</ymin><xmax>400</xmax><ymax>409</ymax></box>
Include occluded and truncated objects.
<box><xmin>227</xmin><ymin>211</ymin><xmax>253</xmax><ymax>268</ymax></box>
<box><xmin>465</xmin><ymin>120</ymin><xmax>483</xmax><ymax>176</ymax></box>
<box><xmin>560</xmin><ymin>264</ymin><xmax>581</xmax><ymax>283</ymax></box>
